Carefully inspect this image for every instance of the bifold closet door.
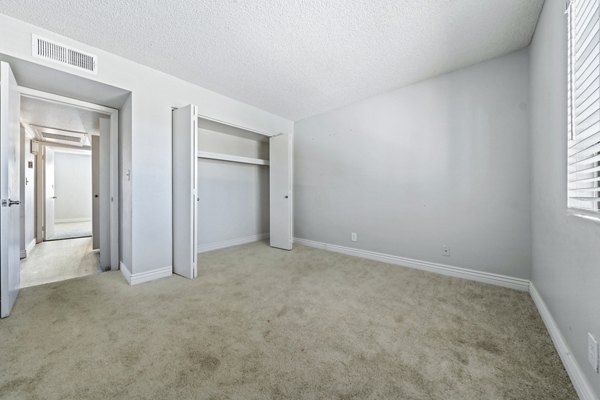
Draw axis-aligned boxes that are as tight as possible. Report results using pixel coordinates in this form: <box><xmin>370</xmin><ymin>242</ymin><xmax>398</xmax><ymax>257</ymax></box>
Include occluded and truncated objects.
<box><xmin>269</xmin><ymin>133</ymin><xmax>293</xmax><ymax>250</ymax></box>
<box><xmin>172</xmin><ymin>104</ymin><xmax>198</xmax><ymax>279</ymax></box>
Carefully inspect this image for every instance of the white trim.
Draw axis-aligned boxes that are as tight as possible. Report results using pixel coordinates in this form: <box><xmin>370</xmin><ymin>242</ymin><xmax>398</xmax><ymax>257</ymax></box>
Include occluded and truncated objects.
<box><xmin>54</xmin><ymin>217</ymin><xmax>91</xmax><ymax>223</ymax></box>
<box><xmin>198</xmin><ymin>233</ymin><xmax>269</xmax><ymax>253</ymax></box>
<box><xmin>119</xmin><ymin>261</ymin><xmax>131</xmax><ymax>284</ymax></box>
<box><xmin>120</xmin><ymin>262</ymin><xmax>171</xmax><ymax>286</ymax></box>
<box><xmin>18</xmin><ymin>86</ymin><xmax>115</xmax><ymax>115</ymax></box>
<box><xmin>25</xmin><ymin>237</ymin><xmax>35</xmax><ymax>255</ymax></box>
<box><xmin>293</xmin><ymin>238</ymin><xmax>530</xmax><ymax>291</ymax></box>
<box><xmin>529</xmin><ymin>284</ymin><xmax>599</xmax><ymax>400</ymax></box>
<box><xmin>130</xmin><ymin>266</ymin><xmax>172</xmax><ymax>286</ymax></box>
<box><xmin>197</xmin><ymin>113</ymin><xmax>274</xmax><ymax>138</ymax></box>
<box><xmin>197</xmin><ymin>151</ymin><xmax>270</xmax><ymax>166</ymax></box>
<box><xmin>21</xmin><ymin>86</ymin><xmax>120</xmax><ymax>271</ymax></box>
<box><xmin>20</xmin><ymin>238</ymin><xmax>37</xmax><ymax>259</ymax></box>
<box><xmin>567</xmin><ymin>209</ymin><xmax>600</xmax><ymax>224</ymax></box>
<box><xmin>52</xmin><ymin>147</ymin><xmax>91</xmax><ymax>156</ymax></box>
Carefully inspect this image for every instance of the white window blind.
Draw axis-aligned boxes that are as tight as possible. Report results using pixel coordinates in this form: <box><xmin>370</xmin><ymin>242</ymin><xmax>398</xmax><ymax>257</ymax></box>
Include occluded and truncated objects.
<box><xmin>567</xmin><ymin>0</ymin><xmax>600</xmax><ymax>213</ymax></box>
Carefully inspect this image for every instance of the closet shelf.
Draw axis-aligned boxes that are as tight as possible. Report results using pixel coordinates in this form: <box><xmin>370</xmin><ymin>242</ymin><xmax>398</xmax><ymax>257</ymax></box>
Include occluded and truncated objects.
<box><xmin>197</xmin><ymin>151</ymin><xmax>270</xmax><ymax>166</ymax></box>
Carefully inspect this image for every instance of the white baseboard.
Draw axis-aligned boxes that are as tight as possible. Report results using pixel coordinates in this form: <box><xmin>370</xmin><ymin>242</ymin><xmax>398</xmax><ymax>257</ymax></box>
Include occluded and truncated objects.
<box><xmin>120</xmin><ymin>261</ymin><xmax>132</xmax><ymax>284</ymax></box>
<box><xmin>293</xmin><ymin>238</ymin><xmax>530</xmax><ymax>291</ymax></box>
<box><xmin>54</xmin><ymin>218</ymin><xmax>91</xmax><ymax>223</ymax></box>
<box><xmin>198</xmin><ymin>233</ymin><xmax>269</xmax><ymax>253</ymax></box>
<box><xmin>26</xmin><ymin>238</ymin><xmax>36</xmax><ymax>254</ymax></box>
<box><xmin>530</xmin><ymin>283</ymin><xmax>598</xmax><ymax>400</ymax></box>
<box><xmin>120</xmin><ymin>262</ymin><xmax>172</xmax><ymax>286</ymax></box>
<box><xmin>20</xmin><ymin>238</ymin><xmax>37</xmax><ymax>259</ymax></box>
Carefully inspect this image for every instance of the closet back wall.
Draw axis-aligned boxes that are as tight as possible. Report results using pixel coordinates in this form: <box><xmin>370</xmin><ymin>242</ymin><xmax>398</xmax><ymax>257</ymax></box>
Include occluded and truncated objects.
<box><xmin>197</xmin><ymin>160</ymin><xmax>269</xmax><ymax>250</ymax></box>
<box><xmin>196</xmin><ymin>126</ymin><xmax>269</xmax><ymax>251</ymax></box>
<box><xmin>294</xmin><ymin>49</ymin><xmax>531</xmax><ymax>279</ymax></box>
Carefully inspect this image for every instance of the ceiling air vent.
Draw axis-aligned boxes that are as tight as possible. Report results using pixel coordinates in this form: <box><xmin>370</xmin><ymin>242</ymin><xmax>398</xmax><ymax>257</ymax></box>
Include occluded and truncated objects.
<box><xmin>32</xmin><ymin>34</ymin><xmax>97</xmax><ymax>74</ymax></box>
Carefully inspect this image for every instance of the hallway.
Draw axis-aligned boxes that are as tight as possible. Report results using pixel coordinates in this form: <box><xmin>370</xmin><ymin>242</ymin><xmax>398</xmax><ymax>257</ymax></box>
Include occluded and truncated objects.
<box><xmin>20</xmin><ymin>238</ymin><xmax>101</xmax><ymax>288</ymax></box>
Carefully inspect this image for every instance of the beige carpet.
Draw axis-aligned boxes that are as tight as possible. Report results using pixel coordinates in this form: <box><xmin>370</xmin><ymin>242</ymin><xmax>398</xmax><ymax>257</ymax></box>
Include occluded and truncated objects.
<box><xmin>1</xmin><ymin>241</ymin><xmax>576</xmax><ymax>399</ymax></box>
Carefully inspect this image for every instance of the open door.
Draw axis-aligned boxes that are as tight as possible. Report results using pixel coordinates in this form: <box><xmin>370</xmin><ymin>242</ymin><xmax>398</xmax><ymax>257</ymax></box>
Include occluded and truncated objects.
<box><xmin>91</xmin><ymin>136</ymin><xmax>100</xmax><ymax>249</ymax></box>
<box><xmin>172</xmin><ymin>105</ymin><xmax>198</xmax><ymax>279</ymax></box>
<box><xmin>269</xmin><ymin>133</ymin><xmax>293</xmax><ymax>250</ymax></box>
<box><xmin>1</xmin><ymin>62</ymin><xmax>21</xmax><ymax>318</ymax></box>
<box><xmin>99</xmin><ymin>118</ymin><xmax>110</xmax><ymax>269</ymax></box>
<box><xmin>44</xmin><ymin>146</ymin><xmax>55</xmax><ymax>240</ymax></box>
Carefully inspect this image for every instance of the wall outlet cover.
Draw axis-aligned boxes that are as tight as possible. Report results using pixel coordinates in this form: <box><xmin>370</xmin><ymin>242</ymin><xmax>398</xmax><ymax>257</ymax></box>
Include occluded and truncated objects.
<box><xmin>351</xmin><ymin>232</ymin><xmax>357</xmax><ymax>242</ymax></box>
<box><xmin>589</xmin><ymin>333</ymin><xmax>599</xmax><ymax>373</ymax></box>
<box><xmin>442</xmin><ymin>245</ymin><xmax>450</xmax><ymax>256</ymax></box>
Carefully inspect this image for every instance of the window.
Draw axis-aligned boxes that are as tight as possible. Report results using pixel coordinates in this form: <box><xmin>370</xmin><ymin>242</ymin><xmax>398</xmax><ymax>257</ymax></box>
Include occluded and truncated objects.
<box><xmin>567</xmin><ymin>0</ymin><xmax>600</xmax><ymax>214</ymax></box>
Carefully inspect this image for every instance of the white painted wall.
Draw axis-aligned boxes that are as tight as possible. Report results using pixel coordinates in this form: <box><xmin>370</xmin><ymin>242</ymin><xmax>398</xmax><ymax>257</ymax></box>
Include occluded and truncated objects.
<box><xmin>0</xmin><ymin>14</ymin><xmax>293</xmax><ymax>274</ymax></box>
<box><xmin>119</xmin><ymin>94</ymin><xmax>132</xmax><ymax>270</ymax></box>
<box><xmin>295</xmin><ymin>49</ymin><xmax>531</xmax><ymax>279</ymax></box>
<box><xmin>53</xmin><ymin>150</ymin><xmax>92</xmax><ymax>222</ymax></box>
<box><xmin>530</xmin><ymin>0</ymin><xmax>600</xmax><ymax>396</ymax></box>
<box><xmin>19</xmin><ymin>131</ymin><xmax>35</xmax><ymax>254</ymax></box>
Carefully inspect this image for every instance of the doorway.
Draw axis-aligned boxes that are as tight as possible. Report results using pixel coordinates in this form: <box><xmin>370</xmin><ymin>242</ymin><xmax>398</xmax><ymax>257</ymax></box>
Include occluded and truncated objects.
<box><xmin>44</xmin><ymin>146</ymin><xmax>93</xmax><ymax>241</ymax></box>
<box><xmin>1</xmin><ymin>59</ymin><xmax>127</xmax><ymax>317</ymax></box>
<box><xmin>17</xmin><ymin>89</ymin><xmax>118</xmax><ymax>288</ymax></box>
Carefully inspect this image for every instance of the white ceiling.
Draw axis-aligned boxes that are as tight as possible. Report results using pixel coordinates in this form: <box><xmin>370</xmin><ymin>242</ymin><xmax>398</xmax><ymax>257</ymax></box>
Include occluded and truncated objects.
<box><xmin>21</xmin><ymin>96</ymin><xmax>103</xmax><ymax>136</ymax></box>
<box><xmin>0</xmin><ymin>0</ymin><xmax>544</xmax><ymax>120</ymax></box>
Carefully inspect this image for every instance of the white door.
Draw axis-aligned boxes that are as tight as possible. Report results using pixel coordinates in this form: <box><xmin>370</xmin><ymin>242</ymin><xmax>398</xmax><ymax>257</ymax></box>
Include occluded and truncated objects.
<box><xmin>44</xmin><ymin>146</ymin><xmax>55</xmax><ymax>240</ymax></box>
<box><xmin>91</xmin><ymin>136</ymin><xmax>100</xmax><ymax>250</ymax></box>
<box><xmin>1</xmin><ymin>62</ymin><xmax>21</xmax><ymax>318</ymax></box>
<box><xmin>172</xmin><ymin>105</ymin><xmax>198</xmax><ymax>279</ymax></box>
<box><xmin>269</xmin><ymin>133</ymin><xmax>293</xmax><ymax>250</ymax></box>
<box><xmin>99</xmin><ymin>118</ymin><xmax>110</xmax><ymax>269</ymax></box>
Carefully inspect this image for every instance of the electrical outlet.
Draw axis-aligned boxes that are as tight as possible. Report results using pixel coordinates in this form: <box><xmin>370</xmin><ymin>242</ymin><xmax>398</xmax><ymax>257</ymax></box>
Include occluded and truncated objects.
<box><xmin>351</xmin><ymin>232</ymin><xmax>357</xmax><ymax>242</ymax></box>
<box><xmin>442</xmin><ymin>245</ymin><xmax>450</xmax><ymax>256</ymax></box>
<box><xmin>588</xmin><ymin>333</ymin><xmax>599</xmax><ymax>373</ymax></box>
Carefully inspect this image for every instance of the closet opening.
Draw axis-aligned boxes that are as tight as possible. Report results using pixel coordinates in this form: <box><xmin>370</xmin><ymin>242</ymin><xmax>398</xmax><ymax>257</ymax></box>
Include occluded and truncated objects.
<box><xmin>172</xmin><ymin>106</ymin><xmax>293</xmax><ymax>279</ymax></box>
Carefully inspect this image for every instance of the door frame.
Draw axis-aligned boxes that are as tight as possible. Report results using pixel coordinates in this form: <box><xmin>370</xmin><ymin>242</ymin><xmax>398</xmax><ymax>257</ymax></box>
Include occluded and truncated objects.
<box><xmin>21</xmin><ymin>86</ymin><xmax>120</xmax><ymax>270</ymax></box>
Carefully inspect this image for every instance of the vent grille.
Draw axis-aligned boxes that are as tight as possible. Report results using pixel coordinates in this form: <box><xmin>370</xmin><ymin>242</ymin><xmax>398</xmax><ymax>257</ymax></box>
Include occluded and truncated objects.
<box><xmin>32</xmin><ymin>34</ymin><xmax>97</xmax><ymax>74</ymax></box>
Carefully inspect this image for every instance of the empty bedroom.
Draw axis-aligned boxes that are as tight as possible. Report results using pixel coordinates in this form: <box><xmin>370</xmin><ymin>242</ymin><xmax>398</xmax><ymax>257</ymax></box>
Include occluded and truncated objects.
<box><xmin>0</xmin><ymin>1</ymin><xmax>598</xmax><ymax>399</ymax></box>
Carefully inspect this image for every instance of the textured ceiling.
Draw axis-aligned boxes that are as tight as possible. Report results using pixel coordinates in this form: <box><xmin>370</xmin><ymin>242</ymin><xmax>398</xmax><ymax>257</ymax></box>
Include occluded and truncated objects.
<box><xmin>0</xmin><ymin>1</ymin><xmax>544</xmax><ymax>120</ymax></box>
<box><xmin>21</xmin><ymin>96</ymin><xmax>103</xmax><ymax>136</ymax></box>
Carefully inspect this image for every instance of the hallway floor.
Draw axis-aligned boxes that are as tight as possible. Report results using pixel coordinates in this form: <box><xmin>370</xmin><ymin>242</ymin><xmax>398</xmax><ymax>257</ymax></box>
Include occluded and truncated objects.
<box><xmin>47</xmin><ymin>221</ymin><xmax>92</xmax><ymax>240</ymax></box>
<box><xmin>20</xmin><ymin>237</ymin><xmax>100</xmax><ymax>288</ymax></box>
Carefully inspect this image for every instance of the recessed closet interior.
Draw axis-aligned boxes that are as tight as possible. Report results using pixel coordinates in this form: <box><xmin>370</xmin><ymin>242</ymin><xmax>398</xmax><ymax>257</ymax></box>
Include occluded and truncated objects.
<box><xmin>172</xmin><ymin>105</ymin><xmax>292</xmax><ymax>279</ymax></box>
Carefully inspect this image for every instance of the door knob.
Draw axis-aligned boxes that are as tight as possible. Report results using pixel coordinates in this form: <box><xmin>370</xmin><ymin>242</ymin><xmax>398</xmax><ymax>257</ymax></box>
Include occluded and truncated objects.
<box><xmin>51</xmin><ymin>196</ymin><xmax>57</xmax><ymax>199</ymax></box>
<box><xmin>284</xmin><ymin>195</ymin><xmax>289</xmax><ymax>199</ymax></box>
<box><xmin>8</xmin><ymin>199</ymin><xmax>20</xmax><ymax>206</ymax></box>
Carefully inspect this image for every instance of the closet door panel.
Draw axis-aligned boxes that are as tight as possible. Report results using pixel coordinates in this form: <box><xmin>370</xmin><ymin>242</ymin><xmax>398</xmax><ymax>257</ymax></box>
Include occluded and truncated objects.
<box><xmin>269</xmin><ymin>133</ymin><xmax>293</xmax><ymax>250</ymax></box>
<box><xmin>172</xmin><ymin>104</ymin><xmax>198</xmax><ymax>279</ymax></box>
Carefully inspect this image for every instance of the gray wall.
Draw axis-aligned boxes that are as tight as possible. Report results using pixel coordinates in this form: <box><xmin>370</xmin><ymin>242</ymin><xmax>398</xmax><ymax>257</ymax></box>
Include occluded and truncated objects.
<box><xmin>197</xmin><ymin>160</ymin><xmax>269</xmax><ymax>248</ymax></box>
<box><xmin>196</xmin><ymin>126</ymin><xmax>269</xmax><ymax>248</ymax></box>
<box><xmin>530</xmin><ymin>0</ymin><xmax>600</xmax><ymax>395</ymax></box>
<box><xmin>119</xmin><ymin>94</ymin><xmax>132</xmax><ymax>269</ymax></box>
<box><xmin>53</xmin><ymin>150</ymin><xmax>92</xmax><ymax>221</ymax></box>
<box><xmin>294</xmin><ymin>49</ymin><xmax>531</xmax><ymax>279</ymax></box>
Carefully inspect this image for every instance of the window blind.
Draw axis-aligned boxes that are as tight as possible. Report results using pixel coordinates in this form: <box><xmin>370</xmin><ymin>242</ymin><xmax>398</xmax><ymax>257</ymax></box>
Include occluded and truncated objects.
<box><xmin>568</xmin><ymin>0</ymin><xmax>600</xmax><ymax>213</ymax></box>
